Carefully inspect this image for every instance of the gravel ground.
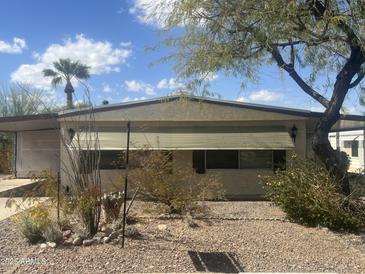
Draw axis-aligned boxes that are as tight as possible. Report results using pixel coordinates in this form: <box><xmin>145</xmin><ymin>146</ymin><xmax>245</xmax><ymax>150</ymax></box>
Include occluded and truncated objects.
<box><xmin>1</xmin><ymin>201</ymin><xmax>365</xmax><ymax>273</ymax></box>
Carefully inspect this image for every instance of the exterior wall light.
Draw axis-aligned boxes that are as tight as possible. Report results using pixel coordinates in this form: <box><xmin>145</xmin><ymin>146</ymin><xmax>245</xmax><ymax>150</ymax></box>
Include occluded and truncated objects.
<box><xmin>291</xmin><ymin>125</ymin><xmax>298</xmax><ymax>143</ymax></box>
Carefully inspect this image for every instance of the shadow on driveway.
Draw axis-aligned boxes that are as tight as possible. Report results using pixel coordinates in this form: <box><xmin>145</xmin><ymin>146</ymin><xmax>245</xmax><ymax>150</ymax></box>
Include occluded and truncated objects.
<box><xmin>188</xmin><ymin>251</ymin><xmax>244</xmax><ymax>273</ymax></box>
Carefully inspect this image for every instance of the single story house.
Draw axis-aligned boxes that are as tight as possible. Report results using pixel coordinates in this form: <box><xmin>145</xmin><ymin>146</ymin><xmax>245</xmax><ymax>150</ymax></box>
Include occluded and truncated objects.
<box><xmin>0</xmin><ymin>95</ymin><xmax>365</xmax><ymax>200</ymax></box>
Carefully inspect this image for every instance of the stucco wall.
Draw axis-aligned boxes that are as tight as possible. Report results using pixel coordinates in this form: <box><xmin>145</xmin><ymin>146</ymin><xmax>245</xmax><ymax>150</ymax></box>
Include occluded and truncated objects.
<box><xmin>16</xmin><ymin>129</ymin><xmax>60</xmax><ymax>177</ymax></box>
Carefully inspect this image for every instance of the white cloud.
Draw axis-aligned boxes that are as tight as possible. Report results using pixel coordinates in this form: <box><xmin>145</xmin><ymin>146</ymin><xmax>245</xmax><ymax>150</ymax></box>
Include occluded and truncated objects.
<box><xmin>124</xmin><ymin>80</ymin><xmax>155</xmax><ymax>95</ymax></box>
<box><xmin>122</xmin><ymin>96</ymin><xmax>147</xmax><ymax>102</ymax></box>
<box><xmin>310</xmin><ymin>106</ymin><xmax>325</xmax><ymax>112</ymax></box>
<box><xmin>248</xmin><ymin>90</ymin><xmax>283</xmax><ymax>102</ymax></box>
<box><xmin>236</xmin><ymin>96</ymin><xmax>248</xmax><ymax>102</ymax></box>
<box><xmin>11</xmin><ymin>34</ymin><xmax>132</xmax><ymax>89</ymax></box>
<box><xmin>120</xmin><ymin>41</ymin><xmax>132</xmax><ymax>47</ymax></box>
<box><xmin>129</xmin><ymin>0</ymin><xmax>176</xmax><ymax>27</ymax></box>
<box><xmin>102</xmin><ymin>83</ymin><xmax>112</xmax><ymax>93</ymax></box>
<box><xmin>0</xmin><ymin>37</ymin><xmax>27</xmax><ymax>54</ymax></box>
<box><xmin>157</xmin><ymin>77</ymin><xmax>183</xmax><ymax>90</ymax></box>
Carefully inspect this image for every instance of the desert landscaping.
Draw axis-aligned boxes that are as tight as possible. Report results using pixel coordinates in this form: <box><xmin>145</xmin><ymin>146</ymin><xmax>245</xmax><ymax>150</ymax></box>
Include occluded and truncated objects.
<box><xmin>1</xmin><ymin>202</ymin><xmax>365</xmax><ymax>273</ymax></box>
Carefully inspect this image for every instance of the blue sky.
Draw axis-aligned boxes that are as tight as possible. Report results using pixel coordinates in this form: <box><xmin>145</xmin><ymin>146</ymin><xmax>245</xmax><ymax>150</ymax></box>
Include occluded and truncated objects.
<box><xmin>0</xmin><ymin>0</ymin><xmax>363</xmax><ymax>113</ymax></box>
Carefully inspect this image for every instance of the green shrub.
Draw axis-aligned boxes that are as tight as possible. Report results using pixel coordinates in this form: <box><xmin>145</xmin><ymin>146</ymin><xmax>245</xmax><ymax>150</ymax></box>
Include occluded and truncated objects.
<box><xmin>262</xmin><ymin>156</ymin><xmax>365</xmax><ymax>232</ymax></box>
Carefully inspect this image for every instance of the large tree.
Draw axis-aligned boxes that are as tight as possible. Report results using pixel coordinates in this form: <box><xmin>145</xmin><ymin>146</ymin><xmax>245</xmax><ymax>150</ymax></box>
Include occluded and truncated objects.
<box><xmin>43</xmin><ymin>58</ymin><xmax>90</xmax><ymax>109</ymax></box>
<box><xmin>156</xmin><ymin>0</ymin><xmax>365</xmax><ymax>194</ymax></box>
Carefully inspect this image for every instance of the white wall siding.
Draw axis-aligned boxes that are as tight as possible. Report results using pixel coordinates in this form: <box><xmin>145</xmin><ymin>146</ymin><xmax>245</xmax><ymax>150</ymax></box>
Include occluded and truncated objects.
<box><xmin>329</xmin><ymin>130</ymin><xmax>364</xmax><ymax>172</ymax></box>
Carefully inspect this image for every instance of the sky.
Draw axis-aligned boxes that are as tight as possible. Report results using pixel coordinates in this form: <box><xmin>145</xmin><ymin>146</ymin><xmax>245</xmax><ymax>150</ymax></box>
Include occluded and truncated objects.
<box><xmin>0</xmin><ymin>0</ymin><xmax>363</xmax><ymax>113</ymax></box>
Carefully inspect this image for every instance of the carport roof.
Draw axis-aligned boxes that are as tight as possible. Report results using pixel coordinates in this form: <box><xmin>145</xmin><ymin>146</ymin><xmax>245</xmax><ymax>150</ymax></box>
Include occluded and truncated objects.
<box><xmin>0</xmin><ymin>113</ymin><xmax>58</xmax><ymax>132</ymax></box>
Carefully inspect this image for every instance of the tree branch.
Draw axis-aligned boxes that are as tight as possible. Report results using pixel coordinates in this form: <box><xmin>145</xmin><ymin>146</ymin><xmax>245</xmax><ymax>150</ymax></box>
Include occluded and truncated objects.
<box><xmin>270</xmin><ymin>46</ymin><xmax>330</xmax><ymax>108</ymax></box>
<box><xmin>349</xmin><ymin>73</ymin><xmax>364</xmax><ymax>89</ymax></box>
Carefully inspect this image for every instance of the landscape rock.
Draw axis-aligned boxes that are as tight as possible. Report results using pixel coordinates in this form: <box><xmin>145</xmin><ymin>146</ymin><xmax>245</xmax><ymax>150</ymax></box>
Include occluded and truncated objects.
<box><xmin>101</xmin><ymin>227</ymin><xmax>113</xmax><ymax>237</ymax></box>
<box><xmin>62</xmin><ymin>230</ymin><xmax>72</xmax><ymax>238</ymax></box>
<box><xmin>47</xmin><ymin>241</ymin><xmax>57</xmax><ymax>248</ymax></box>
<box><xmin>109</xmin><ymin>231</ymin><xmax>119</xmax><ymax>240</ymax></box>
<box><xmin>102</xmin><ymin>236</ymin><xmax>111</xmax><ymax>244</ymax></box>
<box><xmin>72</xmin><ymin>237</ymin><xmax>83</xmax><ymax>246</ymax></box>
<box><xmin>83</xmin><ymin>239</ymin><xmax>95</xmax><ymax>246</ymax></box>
<box><xmin>40</xmin><ymin>243</ymin><xmax>48</xmax><ymax>249</ymax></box>
<box><xmin>93</xmin><ymin>236</ymin><xmax>102</xmax><ymax>244</ymax></box>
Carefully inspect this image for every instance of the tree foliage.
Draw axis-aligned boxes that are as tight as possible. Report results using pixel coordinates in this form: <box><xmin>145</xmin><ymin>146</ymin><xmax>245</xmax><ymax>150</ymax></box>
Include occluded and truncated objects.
<box><xmin>155</xmin><ymin>0</ymin><xmax>365</xmax><ymax>194</ymax></box>
<box><xmin>43</xmin><ymin>58</ymin><xmax>90</xmax><ymax>109</ymax></box>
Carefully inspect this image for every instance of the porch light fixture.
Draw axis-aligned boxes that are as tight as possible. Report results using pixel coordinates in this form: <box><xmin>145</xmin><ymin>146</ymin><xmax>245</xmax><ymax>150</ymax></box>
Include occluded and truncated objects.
<box><xmin>290</xmin><ymin>125</ymin><xmax>298</xmax><ymax>143</ymax></box>
<box><xmin>68</xmin><ymin>128</ymin><xmax>75</xmax><ymax>142</ymax></box>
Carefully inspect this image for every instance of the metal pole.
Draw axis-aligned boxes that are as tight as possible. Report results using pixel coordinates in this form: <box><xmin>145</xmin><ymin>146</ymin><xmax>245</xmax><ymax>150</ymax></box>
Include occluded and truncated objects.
<box><xmin>13</xmin><ymin>132</ymin><xmax>17</xmax><ymax>177</ymax></box>
<box><xmin>121</xmin><ymin>121</ymin><xmax>131</xmax><ymax>248</ymax></box>
<box><xmin>57</xmin><ymin>171</ymin><xmax>61</xmax><ymax>226</ymax></box>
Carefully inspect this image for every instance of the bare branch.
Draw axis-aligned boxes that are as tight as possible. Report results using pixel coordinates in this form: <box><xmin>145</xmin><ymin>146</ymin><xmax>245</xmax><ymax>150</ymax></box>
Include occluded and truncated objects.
<box><xmin>270</xmin><ymin>46</ymin><xmax>330</xmax><ymax>108</ymax></box>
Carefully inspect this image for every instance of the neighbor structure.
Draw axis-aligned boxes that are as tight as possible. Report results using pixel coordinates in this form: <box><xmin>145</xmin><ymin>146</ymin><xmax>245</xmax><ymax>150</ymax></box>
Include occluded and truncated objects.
<box><xmin>329</xmin><ymin>130</ymin><xmax>365</xmax><ymax>172</ymax></box>
<box><xmin>0</xmin><ymin>95</ymin><xmax>364</xmax><ymax>200</ymax></box>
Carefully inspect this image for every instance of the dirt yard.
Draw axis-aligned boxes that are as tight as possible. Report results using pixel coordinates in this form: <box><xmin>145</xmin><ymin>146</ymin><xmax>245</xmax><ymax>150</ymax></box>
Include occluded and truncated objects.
<box><xmin>1</xmin><ymin>201</ymin><xmax>365</xmax><ymax>273</ymax></box>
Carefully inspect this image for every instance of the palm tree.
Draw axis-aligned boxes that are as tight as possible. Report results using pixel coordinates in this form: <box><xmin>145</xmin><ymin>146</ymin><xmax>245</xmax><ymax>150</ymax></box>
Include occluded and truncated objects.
<box><xmin>43</xmin><ymin>58</ymin><xmax>90</xmax><ymax>109</ymax></box>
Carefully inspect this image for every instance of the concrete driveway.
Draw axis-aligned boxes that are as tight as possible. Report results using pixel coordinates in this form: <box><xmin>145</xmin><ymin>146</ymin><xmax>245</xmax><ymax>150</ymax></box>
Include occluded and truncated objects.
<box><xmin>0</xmin><ymin>197</ymin><xmax>47</xmax><ymax>221</ymax></box>
<box><xmin>0</xmin><ymin>176</ymin><xmax>45</xmax><ymax>220</ymax></box>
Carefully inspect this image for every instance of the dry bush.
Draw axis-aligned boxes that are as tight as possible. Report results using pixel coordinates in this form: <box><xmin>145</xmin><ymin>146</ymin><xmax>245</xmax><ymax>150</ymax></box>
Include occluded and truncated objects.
<box><xmin>101</xmin><ymin>191</ymin><xmax>124</xmax><ymax>223</ymax></box>
<box><xmin>131</xmin><ymin>150</ymin><xmax>224</xmax><ymax>214</ymax></box>
<box><xmin>262</xmin><ymin>155</ymin><xmax>365</xmax><ymax>232</ymax></box>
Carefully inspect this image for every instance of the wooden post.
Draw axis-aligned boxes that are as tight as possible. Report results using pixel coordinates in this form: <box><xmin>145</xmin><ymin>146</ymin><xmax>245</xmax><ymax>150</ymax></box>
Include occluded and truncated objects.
<box><xmin>121</xmin><ymin>121</ymin><xmax>131</xmax><ymax>248</ymax></box>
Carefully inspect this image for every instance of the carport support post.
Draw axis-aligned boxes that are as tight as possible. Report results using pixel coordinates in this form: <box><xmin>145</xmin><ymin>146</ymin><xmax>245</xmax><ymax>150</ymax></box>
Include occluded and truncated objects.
<box><xmin>121</xmin><ymin>121</ymin><xmax>131</xmax><ymax>248</ymax></box>
<box><xmin>13</xmin><ymin>132</ymin><xmax>17</xmax><ymax>177</ymax></box>
<box><xmin>363</xmin><ymin>129</ymin><xmax>365</xmax><ymax>171</ymax></box>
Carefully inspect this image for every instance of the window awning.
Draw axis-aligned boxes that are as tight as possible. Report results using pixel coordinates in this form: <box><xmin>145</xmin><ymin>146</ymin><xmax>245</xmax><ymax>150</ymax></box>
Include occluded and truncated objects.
<box><xmin>71</xmin><ymin>131</ymin><xmax>295</xmax><ymax>150</ymax></box>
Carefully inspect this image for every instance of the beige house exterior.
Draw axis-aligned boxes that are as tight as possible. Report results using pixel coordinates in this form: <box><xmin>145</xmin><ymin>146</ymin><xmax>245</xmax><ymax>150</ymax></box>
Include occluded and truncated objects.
<box><xmin>1</xmin><ymin>95</ymin><xmax>365</xmax><ymax>200</ymax></box>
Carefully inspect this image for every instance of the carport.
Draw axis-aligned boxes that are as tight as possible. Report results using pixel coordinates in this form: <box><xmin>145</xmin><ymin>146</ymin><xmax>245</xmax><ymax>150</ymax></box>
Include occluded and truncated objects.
<box><xmin>0</xmin><ymin>113</ymin><xmax>59</xmax><ymax>178</ymax></box>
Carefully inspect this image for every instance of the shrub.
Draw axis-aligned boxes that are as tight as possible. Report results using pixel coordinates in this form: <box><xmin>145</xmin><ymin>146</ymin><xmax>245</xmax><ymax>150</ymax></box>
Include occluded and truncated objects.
<box><xmin>13</xmin><ymin>203</ymin><xmax>50</xmax><ymax>244</ymax></box>
<box><xmin>101</xmin><ymin>192</ymin><xmax>124</xmax><ymax>223</ymax></box>
<box><xmin>131</xmin><ymin>150</ymin><xmax>224</xmax><ymax>214</ymax></box>
<box><xmin>262</xmin><ymin>155</ymin><xmax>365</xmax><ymax>232</ymax></box>
<box><xmin>42</xmin><ymin>222</ymin><xmax>63</xmax><ymax>244</ymax></box>
<box><xmin>77</xmin><ymin>186</ymin><xmax>101</xmax><ymax>237</ymax></box>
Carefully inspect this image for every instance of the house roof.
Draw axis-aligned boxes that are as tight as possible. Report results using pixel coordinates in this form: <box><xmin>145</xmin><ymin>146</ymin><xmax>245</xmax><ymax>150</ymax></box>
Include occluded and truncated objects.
<box><xmin>59</xmin><ymin>95</ymin><xmax>320</xmax><ymax>118</ymax></box>
<box><xmin>57</xmin><ymin>95</ymin><xmax>365</xmax><ymax>122</ymax></box>
<box><xmin>0</xmin><ymin>95</ymin><xmax>364</xmax><ymax>131</ymax></box>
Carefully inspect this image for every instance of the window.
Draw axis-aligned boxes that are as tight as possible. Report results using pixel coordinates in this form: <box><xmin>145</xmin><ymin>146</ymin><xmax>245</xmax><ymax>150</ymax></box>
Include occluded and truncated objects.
<box><xmin>79</xmin><ymin>150</ymin><xmax>124</xmax><ymax>174</ymax></box>
<box><xmin>343</xmin><ymin>140</ymin><xmax>359</xmax><ymax>157</ymax></box>
<box><xmin>352</xmin><ymin>140</ymin><xmax>359</xmax><ymax>157</ymax></box>
<box><xmin>206</xmin><ymin>150</ymin><xmax>238</xmax><ymax>169</ymax></box>
<box><xmin>99</xmin><ymin>150</ymin><xmax>125</xmax><ymax>169</ymax></box>
<box><xmin>193</xmin><ymin>150</ymin><xmax>205</xmax><ymax>174</ymax></box>
<box><xmin>273</xmin><ymin>150</ymin><xmax>286</xmax><ymax>171</ymax></box>
<box><xmin>239</xmin><ymin>150</ymin><xmax>272</xmax><ymax>169</ymax></box>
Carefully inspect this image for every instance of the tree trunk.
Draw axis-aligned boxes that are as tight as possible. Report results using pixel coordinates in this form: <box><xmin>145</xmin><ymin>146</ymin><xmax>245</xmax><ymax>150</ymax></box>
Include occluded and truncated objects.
<box><xmin>312</xmin><ymin>119</ymin><xmax>350</xmax><ymax>195</ymax></box>
<box><xmin>64</xmin><ymin>80</ymin><xmax>74</xmax><ymax>109</ymax></box>
<box><xmin>311</xmin><ymin>49</ymin><xmax>364</xmax><ymax>196</ymax></box>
